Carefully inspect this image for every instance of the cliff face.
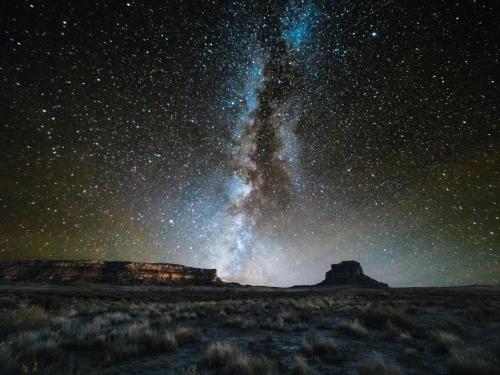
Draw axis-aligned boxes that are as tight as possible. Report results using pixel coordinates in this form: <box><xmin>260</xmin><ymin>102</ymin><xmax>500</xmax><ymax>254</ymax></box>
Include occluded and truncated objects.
<box><xmin>318</xmin><ymin>260</ymin><xmax>388</xmax><ymax>287</ymax></box>
<box><xmin>0</xmin><ymin>260</ymin><xmax>218</xmax><ymax>285</ymax></box>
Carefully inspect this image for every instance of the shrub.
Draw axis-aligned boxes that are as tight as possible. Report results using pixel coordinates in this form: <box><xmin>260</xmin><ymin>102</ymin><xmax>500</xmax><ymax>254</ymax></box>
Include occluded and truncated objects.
<box><xmin>76</xmin><ymin>300</ymin><xmax>107</xmax><ymax>316</ymax></box>
<box><xmin>448</xmin><ymin>347</ymin><xmax>500</xmax><ymax>375</ymax></box>
<box><xmin>226</xmin><ymin>315</ymin><xmax>256</xmax><ymax>330</ymax></box>
<box><xmin>123</xmin><ymin>322</ymin><xmax>152</xmax><ymax>344</ymax></box>
<box><xmin>153</xmin><ymin>332</ymin><xmax>177</xmax><ymax>353</ymax></box>
<box><xmin>384</xmin><ymin>320</ymin><xmax>403</xmax><ymax>337</ymax></box>
<box><xmin>205</xmin><ymin>341</ymin><xmax>239</xmax><ymax>368</ymax></box>
<box><xmin>11</xmin><ymin>330</ymin><xmax>61</xmax><ymax>360</ymax></box>
<box><xmin>260</xmin><ymin>317</ymin><xmax>286</xmax><ymax>331</ymax></box>
<box><xmin>383</xmin><ymin>320</ymin><xmax>412</xmax><ymax>345</ymax></box>
<box><xmin>175</xmin><ymin>326</ymin><xmax>201</xmax><ymax>346</ymax></box>
<box><xmin>156</xmin><ymin>313</ymin><xmax>173</xmax><ymax>328</ymax></box>
<box><xmin>204</xmin><ymin>341</ymin><xmax>276</xmax><ymax>374</ymax></box>
<box><xmin>0</xmin><ymin>306</ymin><xmax>49</xmax><ymax>334</ymax></box>
<box><xmin>402</xmin><ymin>348</ymin><xmax>418</xmax><ymax>359</ymax></box>
<box><xmin>433</xmin><ymin>319</ymin><xmax>466</xmax><ymax>335</ymax></box>
<box><xmin>0</xmin><ymin>344</ymin><xmax>20</xmax><ymax>375</ymax></box>
<box><xmin>464</xmin><ymin>307</ymin><xmax>486</xmax><ymax>321</ymax></box>
<box><xmin>180</xmin><ymin>364</ymin><xmax>199</xmax><ymax>375</ymax></box>
<box><xmin>302</xmin><ymin>334</ymin><xmax>337</xmax><ymax>357</ymax></box>
<box><xmin>291</xmin><ymin>354</ymin><xmax>316</xmax><ymax>375</ymax></box>
<box><xmin>108</xmin><ymin>343</ymin><xmax>140</xmax><ymax>359</ymax></box>
<box><xmin>359</xmin><ymin>307</ymin><xmax>414</xmax><ymax>330</ymax></box>
<box><xmin>195</xmin><ymin>302</ymin><xmax>219</xmax><ymax>318</ymax></box>
<box><xmin>66</xmin><ymin>318</ymin><xmax>108</xmax><ymax>348</ymax></box>
<box><xmin>0</xmin><ymin>296</ymin><xmax>18</xmax><ymax>310</ymax></box>
<box><xmin>104</xmin><ymin>312</ymin><xmax>131</xmax><ymax>324</ymax></box>
<box><xmin>118</xmin><ymin>322</ymin><xmax>177</xmax><ymax>354</ymax></box>
<box><xmin>429</xmin><ymin>329</ymin><xmax>463</xmax><ymax>352</ymax></box>
<box><xmin>337</xmin><ymin>319</ymin><xmax>368</xmax><ymax>338</ymax></box>
<box><xmin>228</xmin><ymin>354</ymin><xmax>276</xmax><ymax>374</ymax></box>
<box><xmin>399</xmin><ymin>332</ymin><xmax>413</xmax><ymax>346</ymax></box>
<box><xmin>357</xmin><ymin>353</ymin><xmax>404</xmax><ymax>375</ymax></box>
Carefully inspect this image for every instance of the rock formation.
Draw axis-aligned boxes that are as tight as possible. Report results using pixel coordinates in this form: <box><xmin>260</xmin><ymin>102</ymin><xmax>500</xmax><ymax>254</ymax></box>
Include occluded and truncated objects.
<box><xmin>0</xmin><ymin>260</ymin><xmax>218</xmax><ymax>285</ymax></box>
<box><xmin>317</xmin><ymin>260</ymin><xmax>388</xmax><ymax>287</ymax></box>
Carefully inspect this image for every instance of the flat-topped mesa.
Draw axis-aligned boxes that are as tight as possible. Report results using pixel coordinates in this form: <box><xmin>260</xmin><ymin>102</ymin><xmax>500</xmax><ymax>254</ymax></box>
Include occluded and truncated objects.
<box><xmin>318</xmin><ymin>260</ymin><xmax>388</xmax><ymax>287</ymax></box>
<box><xmin>327</xmin><ymin>261</ymin><xmax>364</xmax><ymax>280</ymax></box>
<box><xmin>0</xmin><ymin>260</ymin><xmax>218</xmax><ymax>285</ymax></box>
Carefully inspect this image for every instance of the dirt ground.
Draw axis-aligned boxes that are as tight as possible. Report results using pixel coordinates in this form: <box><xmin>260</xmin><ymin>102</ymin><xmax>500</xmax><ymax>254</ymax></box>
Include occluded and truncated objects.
<box><xmin>0</xmin><ymin>283</ymin><xmax>499</xmax><ymax>374</ymax></box>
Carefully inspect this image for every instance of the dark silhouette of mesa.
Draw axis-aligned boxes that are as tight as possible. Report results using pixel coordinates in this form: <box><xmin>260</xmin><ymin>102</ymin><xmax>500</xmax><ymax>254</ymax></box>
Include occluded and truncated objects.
<box><xmin>316</xmin><ymin>260</ymin><xmax>388</xmax><ymax>288</ymax></box>
<box><xmin>0</xmin><ymin>260</ymin><xmax>219</xmax><ymax>285</ymax></box>
<box><xmin>0</xmin><ymin>259</ymin><xmax>387</xmax><ymax>288</ymax></box>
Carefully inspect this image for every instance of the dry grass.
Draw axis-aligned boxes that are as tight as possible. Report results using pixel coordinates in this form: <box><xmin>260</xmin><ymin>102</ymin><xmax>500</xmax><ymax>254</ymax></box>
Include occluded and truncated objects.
<box><xmin>104</xmin><ymin>311</ymin><xmax>131</xmax><ymax>324</ymax></box>
<box><xmin>382</xmin><ymin>320</ymin><xmax>413</xmax><ymax>346</ymax></box>
<box><xmin>337</xmin><ymin>319</ymin><xmax>368</xmax><ymax>338</ymax></box>
<box><xmin>260</xmin><ymin>316</ymin><xmax>286</xmax><ymax>331</ymax></box>
<box><xmin>398</xmin><ymin>332</ymin><xmax>413</xmax><ymax>346</ymax></box>
<box><xmin>180</xmin><ymin>364</ymin><xmax>200</xmax><ymax>375</ymax></box>
<box><xmin>68</xmin><ymin>318</ymin><xmax>108</xmax><ymax>348</ymax></box>
<box><xmin>112</xmin><ymin>321</ymin><xmax>177</xmax><ymax>356</ymax></box>
<box><xmin>433</xmin><ymin>318</ymin><xmax>466</xmax><ymax>335</ymax></box>
<box><xmin>302</xmin><ymin>334</ymin><xmax>337</xmax><ymax>357</ymax></box>
<box><xmin>291</xmin><ymin>353</ymin><xmax>316</xmax><ymax>375</ymax></box>
<box><xmin>11</xmin><ymin>330</ymin><xmax>61</xmax><ymax>359</ymax></box>
<box><xmin>154</xmin><ymin>331</ymin><xmax>178</xmax><ymax>352</ymax></box>
<box><xmin>205</xmin><ymin>341</ymin><xmax>276</xmax><ymax>374</ymax></box>
<box><xmin>359</xmin><ymin>306</ymin><xmax>414</xmax><ymax>330</ymax></box>
<box><xmin>226</xmin><ymin>315</ymin><xmax>256</xmax><ymax>330</ymax></box>
<box><xmin>175</xmin><ymin>326</ymin><xmax>201</xmax><ymax>346</ymax></box>
<box><xmin>429</xmin><ymin>329</ymin><xmax>463</xmax><ymax>352</ymax></box>
<box><xmin>402</xmin><ymin>348</ymin><xmax>418</xmax><ymax>359</ymax></box>
<box><xmin>357</xmin><ymin>353</ymin><xmax>405</xmax><ymax>375</ymax></box>
<box><xmin>448</xmin><ymin>347</ymin><xmax>500</xmax><ymax>375</ymax></box>
<box><xmin>226</xmin><ymin>354</ymin><xmax>276</xmax><ymax>374</ymax></box>
<box><xmin>1</xmin><ymin>332</ymin><xmax>65</xmax><ymax>374</ymax></box>
<box><xmin>195</xmin><ymin>302</ymin><xmax>219</xmax><ymax>318</ymax></box>
<box><xmin>0</xmin><ymin>306</ymin><xmax>49</xmax><ymax>334</ymax></box>
<box><xmin>205</xmin><ymin>341</ymin><xmax>239</xmax><ymax>368</ymax></box>
<box><xmin>76</xmin><ymin>300</ymin><xmax>108</xmax><ymax>316</ymax></box>
<box><xmin>0</xmin><ymin>344</ymin><xmax>19</xmax><ymax>375</ymax></box>
<box><xmin>464</xmin><ymin>306</ymin><xmax>487</xmax><ymax>321</ymax></box>
<box><xmin>0</xmin><ymin>285</ymin><xmax>498</xmax><ymax>374</ymax></box>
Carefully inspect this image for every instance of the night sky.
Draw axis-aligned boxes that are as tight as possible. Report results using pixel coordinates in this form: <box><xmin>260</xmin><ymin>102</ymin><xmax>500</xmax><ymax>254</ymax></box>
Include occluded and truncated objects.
<box><xmin>1</xmin><ymin>0</ymin><xmax>498</xmax><ymax>287</ymax></box>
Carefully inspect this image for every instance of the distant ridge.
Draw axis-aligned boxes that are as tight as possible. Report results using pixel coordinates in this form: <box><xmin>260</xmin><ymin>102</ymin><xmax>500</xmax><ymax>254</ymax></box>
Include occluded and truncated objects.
<box><xmin>0</xmin><ymin>260</ymin><xmax>219</xmax><ymax>285</ymax></box>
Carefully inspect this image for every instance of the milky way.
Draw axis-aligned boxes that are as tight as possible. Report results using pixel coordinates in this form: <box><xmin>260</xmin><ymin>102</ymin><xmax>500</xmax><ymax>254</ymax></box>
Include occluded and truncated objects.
<box><xmin>213</xmin><ymin>2</ymin><xmax>320</xmax><ymax>281</ymax></box>
<box><xmin>1</xmin><ymin>0</ymin><xmax>498</xmax><ymax>286</ymax></box>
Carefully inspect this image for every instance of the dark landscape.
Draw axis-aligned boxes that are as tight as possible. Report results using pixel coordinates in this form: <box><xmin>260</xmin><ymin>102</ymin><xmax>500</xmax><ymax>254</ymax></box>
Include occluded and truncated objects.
<box><xmin>1</xmin><ymin>0</ymin><xmax>498</xmax><ymax>374</ymax></box>
<box><xmin>1</xmin><ymin>260</ymin><xmax>499</xmax><ymax>374</ymax></box>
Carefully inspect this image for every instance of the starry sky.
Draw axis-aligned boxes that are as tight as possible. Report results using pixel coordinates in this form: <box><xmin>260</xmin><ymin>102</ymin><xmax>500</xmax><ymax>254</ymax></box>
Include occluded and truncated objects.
<box><xmin>1</xmin><ymin>0</ymin><xmax>499</xmax><ymax>287</ymax></box>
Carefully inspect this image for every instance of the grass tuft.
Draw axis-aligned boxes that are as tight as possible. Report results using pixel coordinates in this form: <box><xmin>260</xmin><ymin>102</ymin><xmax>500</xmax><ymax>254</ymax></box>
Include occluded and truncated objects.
<box><xmin>205</xmin><ymin>341</ymin><xmax>276</xmax><ymax>374</ymax></box>
<box><xmin>291</xmin><ymin>353</ymin><xmax>316</xmax><ymax>375</ymax></box>
<box><xmin>337</xmin><ymin>319</ymin><xmax>368</xmax><ymax>338</ymax></box>
<box><xmin>357</xmin><ymin>353</ymin><xmax>405</xmax><ymax>375</ymax></box>
<box><xmin>0</xmin><ymin>344</ymin><xmax>20</xmax><ymax>375</ymax></box>
<box><xmin>228</xmin><ymin>354</ymin><xmax>276</xmax><ymax>374</ymax></box>
<box><xmin>302</xmin><ymin>334</ymin><xmax>337</xmax><ymax>357</ymax></box>
<box><xmin>359</xmin><ymin>306</ymin><xmax>414</xmax><ymax>330</ymax></box>
<box><xmin>429</xmin><ymin>329</ymin><xmax>463</xmax><ymax>352</ymax></box>
<box><xmin>205</xmin><ymin>341</ymin><xmax>239</xmax><ymax>368</ymax></box>
<box><xmin>448</xmin><ymin>347</ymin><xmax>500</xmax><ymax>375</ymax></box>
<box><xmin>175</xmin><ymin>326</ymin><xmax>201</xmax><ymax>346</ymax></box>
<box><xmin>0</xmin><ymin>306</ymin><xmax>49</xmax><ymax>334</ymax></box>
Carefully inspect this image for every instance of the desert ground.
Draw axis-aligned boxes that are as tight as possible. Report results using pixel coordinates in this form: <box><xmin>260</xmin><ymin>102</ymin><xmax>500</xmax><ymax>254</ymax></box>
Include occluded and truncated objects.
<box><xmin>0</xmin><ymin>284</ymin><xmax>499</xmax><ymax>374</ymax></box>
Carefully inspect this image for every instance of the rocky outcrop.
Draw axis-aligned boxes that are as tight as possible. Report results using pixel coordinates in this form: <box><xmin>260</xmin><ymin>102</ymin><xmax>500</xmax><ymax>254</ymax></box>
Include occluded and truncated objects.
<box><xmin>0</xmin><ymin>260</ymin><xmax>218</xmax><ymax>285</ymax></box>
<box><xmin>317</xmin><ymin>261</ymin><xmax>388</xmax><ymax>287</ymax></box>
